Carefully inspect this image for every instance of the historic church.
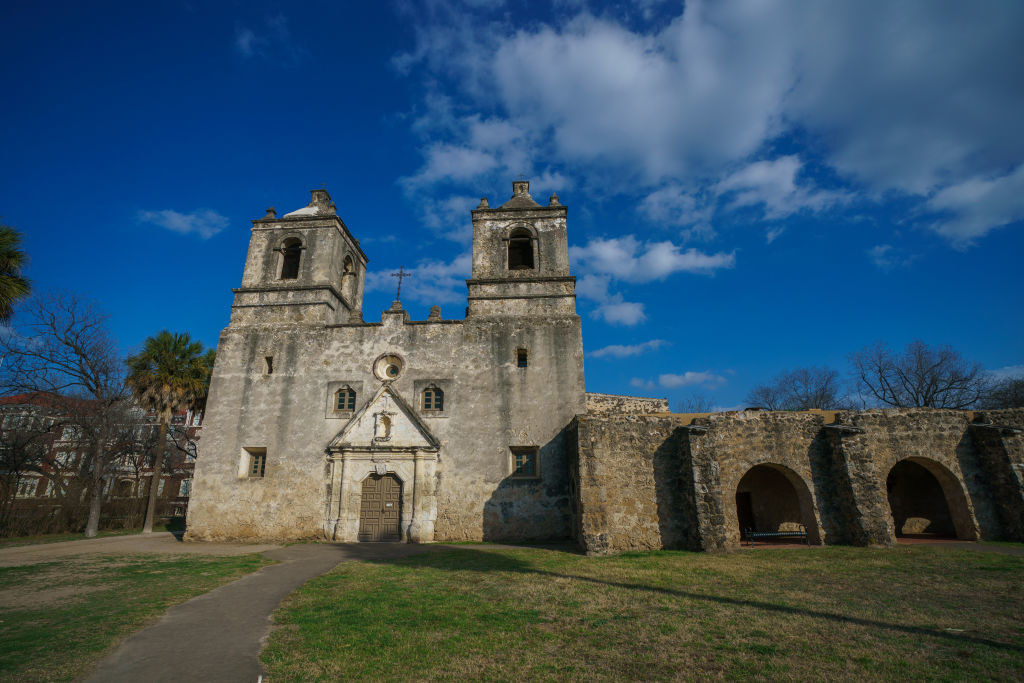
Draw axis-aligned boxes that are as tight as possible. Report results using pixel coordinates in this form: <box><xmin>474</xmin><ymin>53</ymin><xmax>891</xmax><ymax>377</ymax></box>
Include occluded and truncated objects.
<box><xmin>188</xmin><ymin>181</ymin><xmax>588</xmax><ymax>544</ymax></box>
<box><xmin>187</xmin><ymin>181</ymin><xmax>1024</xmax><ymax>553</ymax></box>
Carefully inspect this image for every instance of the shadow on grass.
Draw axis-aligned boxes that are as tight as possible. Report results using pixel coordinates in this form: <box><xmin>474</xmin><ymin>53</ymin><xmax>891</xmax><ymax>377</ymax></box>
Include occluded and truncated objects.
<box><xmin>335</xmin><ymin>543</ymin><xmax>1024</xmax><ymax>655</ymax></box>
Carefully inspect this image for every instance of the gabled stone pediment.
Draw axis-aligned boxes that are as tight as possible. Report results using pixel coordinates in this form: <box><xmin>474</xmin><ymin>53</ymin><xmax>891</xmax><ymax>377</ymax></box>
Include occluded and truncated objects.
<box><xmin>327</xmin><ymin>383</ymin><xmax>439</xmax><ymax>451</ymax></box>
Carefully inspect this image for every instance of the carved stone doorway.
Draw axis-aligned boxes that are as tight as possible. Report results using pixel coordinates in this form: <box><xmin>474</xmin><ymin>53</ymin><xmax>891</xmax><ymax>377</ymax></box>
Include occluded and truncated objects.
<box><xmin>358</xmin><ymin>473</ymin><xmax>402</xmax><ymax>542</ymax></box>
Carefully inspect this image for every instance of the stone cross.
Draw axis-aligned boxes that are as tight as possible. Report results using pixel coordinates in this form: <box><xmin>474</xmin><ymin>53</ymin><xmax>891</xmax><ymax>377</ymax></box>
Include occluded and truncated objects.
<box><xmin>390</xmin><ymin>266</ymin><xmax>411</xmax><ymax>301</ymax></box>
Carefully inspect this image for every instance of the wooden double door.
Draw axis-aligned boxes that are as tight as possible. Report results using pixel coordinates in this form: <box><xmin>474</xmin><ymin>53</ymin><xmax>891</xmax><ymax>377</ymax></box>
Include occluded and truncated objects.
<box><xmin>358</xmin><ymin>473</ymin><xmax>402</xmax><ymax>542</ymax></box>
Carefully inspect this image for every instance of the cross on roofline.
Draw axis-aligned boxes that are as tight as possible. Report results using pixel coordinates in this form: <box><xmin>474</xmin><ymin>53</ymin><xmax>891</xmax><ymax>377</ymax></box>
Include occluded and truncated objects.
<box><xmin>390</xmin><ymin>266</ymin><xmax>411</xmax><ymax>301</ymax></box>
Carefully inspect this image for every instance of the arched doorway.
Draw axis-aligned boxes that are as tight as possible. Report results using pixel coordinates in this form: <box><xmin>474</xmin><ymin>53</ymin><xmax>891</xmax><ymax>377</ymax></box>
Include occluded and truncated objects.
<box><xmin>885</xmin><ymin>458</ymin><xmax>976</xmax><ymax>540</ymax></box>
<box><xmin>358</xmin><ymin>473</ymin><xmax>402</xmax><ymax>542</ymax></box>
<box><xmin>735</xmin><ymin>464</ymin><xmax>820</xmax><ymax>544</ymax></box>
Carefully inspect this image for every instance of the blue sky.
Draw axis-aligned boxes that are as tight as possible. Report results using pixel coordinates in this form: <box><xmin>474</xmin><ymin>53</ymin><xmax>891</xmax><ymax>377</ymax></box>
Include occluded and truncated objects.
<box><xmin>2</xmin><ymin>1</ymin><xmax>1022</xmax><ymax>409</ymax></box>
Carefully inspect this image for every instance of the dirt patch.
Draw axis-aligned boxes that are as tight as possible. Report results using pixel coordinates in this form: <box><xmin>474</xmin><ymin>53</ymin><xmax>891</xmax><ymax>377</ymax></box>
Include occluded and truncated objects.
<box><xmin>0</xmin><ymin>582</ymin><xmax>108</xmax><ymax>610</ymax></box>
<box><xmin>0</xmin><ymin>533</ymin><xmax>281</xmax><ymax>567</ymax></box>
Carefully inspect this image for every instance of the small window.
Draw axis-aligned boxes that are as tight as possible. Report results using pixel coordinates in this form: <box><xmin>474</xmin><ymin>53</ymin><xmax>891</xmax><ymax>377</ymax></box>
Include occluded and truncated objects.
<box><xmin>510</xmin><ymin>447</ymin><xmax>539</xmax><ymax>479</ymax></box>
<box><xmin>280</xmin><ymin>238</ymin><xmax>302</xmax><ymax>279</ymax></box>
<box><xmin>247</xmin><ymin>448</ymin><xmax>267</xmax><ymax>478</ymax></box>
<box><xmin>508</xmin><ymin>228</ymin><xmax>534</xmax><ymax>270</ymax></box>
<box><xmin>336</xmin><ymin>386</ymin><xmax>356</xmax><ymax>412</ymax></box>
<box><xmin>265</xmin><ymin>356</ymin><xmax>274</xmax><ymax>375</ymax></box>
<box><xmin>517</xmin><ymin>348</ymin><xmax>528</xmax><ymax>368</ymax></box>
<box><xmin>423</xmin><ymin>386</ymin><xmax>444</xmax><ymax>411</ymax></box>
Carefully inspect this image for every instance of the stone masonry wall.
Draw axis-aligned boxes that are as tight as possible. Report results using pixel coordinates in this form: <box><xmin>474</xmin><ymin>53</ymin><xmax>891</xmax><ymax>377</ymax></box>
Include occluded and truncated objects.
<box><xmin>572</xmin><ymin>415</ymin><xmax>694</xmax><ymax>555</ymax></box>
<box><xmin>573</xmin><ymin>408</ymin><xmax>1024</xmax><ymax>555</ymax></box>
<box><xmin>585</xmin><ymin>393</ymin><xmax>670</xmax><ymax>416</ymax></box>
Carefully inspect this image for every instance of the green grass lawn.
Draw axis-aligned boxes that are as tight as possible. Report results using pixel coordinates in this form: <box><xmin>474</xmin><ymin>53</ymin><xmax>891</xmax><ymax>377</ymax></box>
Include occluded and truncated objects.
<box><xmin>263</xmin><ymin>545</ymin><xmax>1024</xmax><ymax>681</ymax></box>
<box><xmin>0</xmin><ymin>553</ymin><xmax>271</xmax><ymax>681</ymax></box>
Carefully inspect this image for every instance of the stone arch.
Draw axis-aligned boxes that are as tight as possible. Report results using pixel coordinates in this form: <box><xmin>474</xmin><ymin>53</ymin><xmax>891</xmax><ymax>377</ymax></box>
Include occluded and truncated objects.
<box><xmin>279</xmin><ymin>237</ymin><xmax>303</xmax><ymax>279</ymax></box>
<box><xmin>734</xmin><ymin>463</ymin><xmax>821</xmax><ymax>545</ymax></box>
<box><xmin>885</xmin><ymin>457</ymin><xmax>978</xmax><ymax>540</ymax></box>
<box><xmin>507</xmin><ymin>226</ymin><xmax>535</xmax><ymax>270</ymax></box>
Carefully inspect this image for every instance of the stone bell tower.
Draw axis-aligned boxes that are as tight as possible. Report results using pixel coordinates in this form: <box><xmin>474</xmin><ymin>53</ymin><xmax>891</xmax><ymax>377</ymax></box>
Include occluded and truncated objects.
<box><xmin>231</xmin><ymin>189</ymin><xmax>368</xmax><ymax>325</ymax></box>
<box><xmin>467</xmin><ymin>180</ymin><xmax>576</xmax><ymax>318</ymax></box>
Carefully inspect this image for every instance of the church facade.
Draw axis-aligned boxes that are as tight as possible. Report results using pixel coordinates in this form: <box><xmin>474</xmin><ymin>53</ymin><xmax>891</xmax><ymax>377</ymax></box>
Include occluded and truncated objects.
<box><xmin>186</xmin><ymin>181</ymin><xmax>1024</xmax><ymax>552</ymax></box>
<box><xmin>187</xmin><ymin>181</ymin><xmax>586</xmax><ymax>543</ymax></box>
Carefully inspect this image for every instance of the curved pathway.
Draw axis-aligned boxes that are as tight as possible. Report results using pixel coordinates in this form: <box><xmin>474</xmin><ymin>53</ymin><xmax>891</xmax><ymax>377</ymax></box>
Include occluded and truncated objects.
<box><xmin>84</xmin><ymin>542</ymin><xmax>428</xmax><ymax>683</ymax></box>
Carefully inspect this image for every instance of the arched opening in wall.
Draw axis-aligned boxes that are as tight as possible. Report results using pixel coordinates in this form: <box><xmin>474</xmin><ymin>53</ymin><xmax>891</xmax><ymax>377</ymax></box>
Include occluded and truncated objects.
<box><xmin>280</xmin><ymin>238</ymin><xmax>302</xmax><ymax>279</ymax></box>
<box><xmin>507</xmin><ymin>228</ymin><xmax>534</xmax><ymax>270</ymax></box>
<box><xmin>735</xmin><ymin>464</ymin><xmax>820</xmax><ymax>545</ymax></box>
<box><xmin>358</xmin><ymin>473</ymin><xmax>402</xmax><ymax>542</ymax></box>
<box><xmin>886</xmin><ymin>458</ymin><xmax>976</xmax><ymax>540</ymax></box>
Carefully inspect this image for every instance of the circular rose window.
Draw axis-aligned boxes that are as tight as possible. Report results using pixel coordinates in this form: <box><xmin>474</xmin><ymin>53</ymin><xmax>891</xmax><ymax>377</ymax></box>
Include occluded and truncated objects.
<box><xmin>373</xmin><ymin>353</ymin><xmax>405</xmax><ymax>381</ymax></box>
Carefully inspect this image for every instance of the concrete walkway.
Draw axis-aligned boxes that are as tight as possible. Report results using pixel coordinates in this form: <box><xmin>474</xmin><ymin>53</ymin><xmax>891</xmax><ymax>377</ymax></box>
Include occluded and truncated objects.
<box><xmin>84</xmin><ymin>543</ymin><xmax>429</xmax><ymax>683</ymax></box>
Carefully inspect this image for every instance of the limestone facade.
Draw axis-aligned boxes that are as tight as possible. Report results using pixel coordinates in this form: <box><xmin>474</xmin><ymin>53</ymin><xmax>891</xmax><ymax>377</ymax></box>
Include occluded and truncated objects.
<box><xmin>187</xmin><ymin>181</ymin><xmax>585</xmax><ymax>542</ymax></box>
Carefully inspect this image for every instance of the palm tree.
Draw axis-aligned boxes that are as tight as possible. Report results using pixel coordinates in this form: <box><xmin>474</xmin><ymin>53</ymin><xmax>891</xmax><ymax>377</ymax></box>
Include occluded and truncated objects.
<box><xmin>0</xmin><ymin>225</ymin><xmax>30</xmax><ymax>320</ymax></box>
<box><xmin>126</xmin><ymin>331</ymin><xmax>213</xmax><ymax>533</ymax></box>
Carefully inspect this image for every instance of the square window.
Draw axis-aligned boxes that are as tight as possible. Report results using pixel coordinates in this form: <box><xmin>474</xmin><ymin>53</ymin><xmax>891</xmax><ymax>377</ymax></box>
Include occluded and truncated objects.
<box><xmin>244</xmin><ymin>447</ymin><xmax>267</xmax><ymax>478</ymax></box>
<box><xmin>510</xmin><ymin>447</ymin><xmax>539</xmax><ymax>478</ymax></box>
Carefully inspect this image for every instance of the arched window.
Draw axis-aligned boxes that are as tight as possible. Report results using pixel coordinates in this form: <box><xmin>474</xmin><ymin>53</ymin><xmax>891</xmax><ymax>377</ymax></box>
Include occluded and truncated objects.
<box><xmin>507</xmin><ymin>228</ymin><xmax>534</xmax><ymax>270</ymax></box>
<box><xmin>280</xmin><ymin>238</ymin><xmax>302</xmax><ymax>279</ymax></box>
<box><xmin>335</xmin><ymin>386</ymin><xmax>356</xmax><ymax>412</ymax></box>
<box><xmin>423</xmin><ymin>385</ymin><xmax>444</xmax><ymax>411</ymax></box>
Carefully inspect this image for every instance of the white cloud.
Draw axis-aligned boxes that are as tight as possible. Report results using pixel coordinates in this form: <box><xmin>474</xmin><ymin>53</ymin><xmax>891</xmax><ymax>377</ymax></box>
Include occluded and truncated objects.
<box><xmin>137</xmin><ymin>209</ymin><xmax>229</xmax><ymax>239</ymax></box>
<box><xmin>571</xmin><ymin>236</ymin><xmax>734</xmax><ymax>282</ymax></box>
<box><xmin>398</xmin><ymin>2</ymin><xmax>1024</xmax><ymax>245</ymax></box>
<box><xmin>867</xmin><ymin>244</ymin><xmax>915</xmax><ymax>271</ymax></box>
<box><xmin>233</xmin><ymin>15</ymin><xmax>308</xmax><ymax>63</ymax></box>
<box><xmin>715</xmin><ymin>156</ymin><xmax>847</xmax><ymax>218</ymax></box>
<box><xmin>365</xmin><ymin>253</ymin><xmax>471</xmax><ymax>305</ymax></box>
<box><xmin>658</xmin><ymin>371</ymin><xmax>726</xmax><ymax>389</ymax></box>
<box><xmin>629</xmin><ymin>377</ymin><xmax>657</xmax><ymax>391</ymax></box>
<box><xmin>593</xmin><ymin>297</ymin><xmax>646</xmax><ymax>326</ymax></box>
<box><xmin>988</xmin><ymin>364</ymin><xmax>1024</xmax><ymax>381</ymax></box>
<box><xmin>590</xmin><ymin>339</ymin><xmax>667</xmax><ymax>358</ymax></box>
<box><xmin>926</xmin><ymin>164</ymin><xmax>1024</xmax><ymax>245</ymax></box>
<box><xmin>765</xmin><ymin>226</ymin><xmax>785</xmax><ymax>244</ymax></box>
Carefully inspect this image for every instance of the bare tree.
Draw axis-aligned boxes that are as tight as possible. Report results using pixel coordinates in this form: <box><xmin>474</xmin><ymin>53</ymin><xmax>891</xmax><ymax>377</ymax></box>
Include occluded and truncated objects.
<box><xmin>0</xmin><ymin>292</ymin><xmax>131</xmax><ymax>537</ymax></box>
<box><xmin>746</xmin><ymin>367</ymin><xmax>849</xmax><ymax>410</ymax></box>
<box><xmin>849</xmin><ymin>341</ymin><xmax>988</xmax><ymax>409</ymax></box>
<box><xmin>674</xmin><ymin>393</ymin><xmax>716</xmax><ymax>413</ymax></box>
<box><xmin>979</xmin><ymin>377</ymin><xmax>1024</xmax><ymax>409</ymax></box>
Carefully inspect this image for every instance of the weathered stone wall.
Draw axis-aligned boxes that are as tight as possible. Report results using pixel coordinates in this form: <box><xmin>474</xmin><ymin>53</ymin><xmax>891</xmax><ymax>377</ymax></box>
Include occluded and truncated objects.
<box><xmin>573</xmin><ymin>408</ymin><xmax>1024</xmax><ymax>555</ymax></box>
<box><xmin>585</xmin><ymin>393</ymin><xmax>669</xmax><ymax>416</ymax></box>
<box><xmin>572</xmin><ymin>415</ymin><xmax>694</xmax><ymax>554</ymax></box>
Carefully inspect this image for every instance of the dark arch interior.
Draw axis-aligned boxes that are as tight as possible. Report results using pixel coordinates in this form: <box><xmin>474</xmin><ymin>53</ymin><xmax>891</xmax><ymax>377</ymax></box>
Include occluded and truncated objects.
<box><xmin>736</xmin><ymin>465</ymin><xmax>811</xmax><ymax>540</ymax></box>
<box><xmin>280</xmin><ymin>239</ymin><xmax>302</xmax><ymax>279</ymax></box>
<box><xmin>507</xmin><ymin>229</ymin><xmax>534</xmax><ymax>270</ymax></box>
<box><xmin>886</xmin><ymin>460</ymin><xmax>956</xmax><ymax>538</ymax></box>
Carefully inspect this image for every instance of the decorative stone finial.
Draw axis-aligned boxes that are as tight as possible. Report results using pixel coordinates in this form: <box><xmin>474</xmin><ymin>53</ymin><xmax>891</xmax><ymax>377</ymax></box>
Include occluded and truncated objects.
<box><xmin>264</xmin><ymin>207</ymin><xmax>277</xmax><ymax>218</ymax></box>
<box><xmin>428</xmin><ymin>305</ymin><xmax>442</xmax><ymax>321</ymax></box>
<box><xmin>477</xmin><ymin>197</ymin><xmax>489</xmax><ymax>209</ymax></box>
<box><xmin>548</xmin><ymin>193</ymin><xmax>560</xmax><ymax>206</ymax></box>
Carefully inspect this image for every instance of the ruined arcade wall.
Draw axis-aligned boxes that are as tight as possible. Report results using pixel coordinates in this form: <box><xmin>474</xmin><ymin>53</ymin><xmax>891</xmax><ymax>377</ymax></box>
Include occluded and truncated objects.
<box><xmin>573</xmin><ymin>408</ymin><xmax>1024</xmax><ymax>555</ymax></box>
